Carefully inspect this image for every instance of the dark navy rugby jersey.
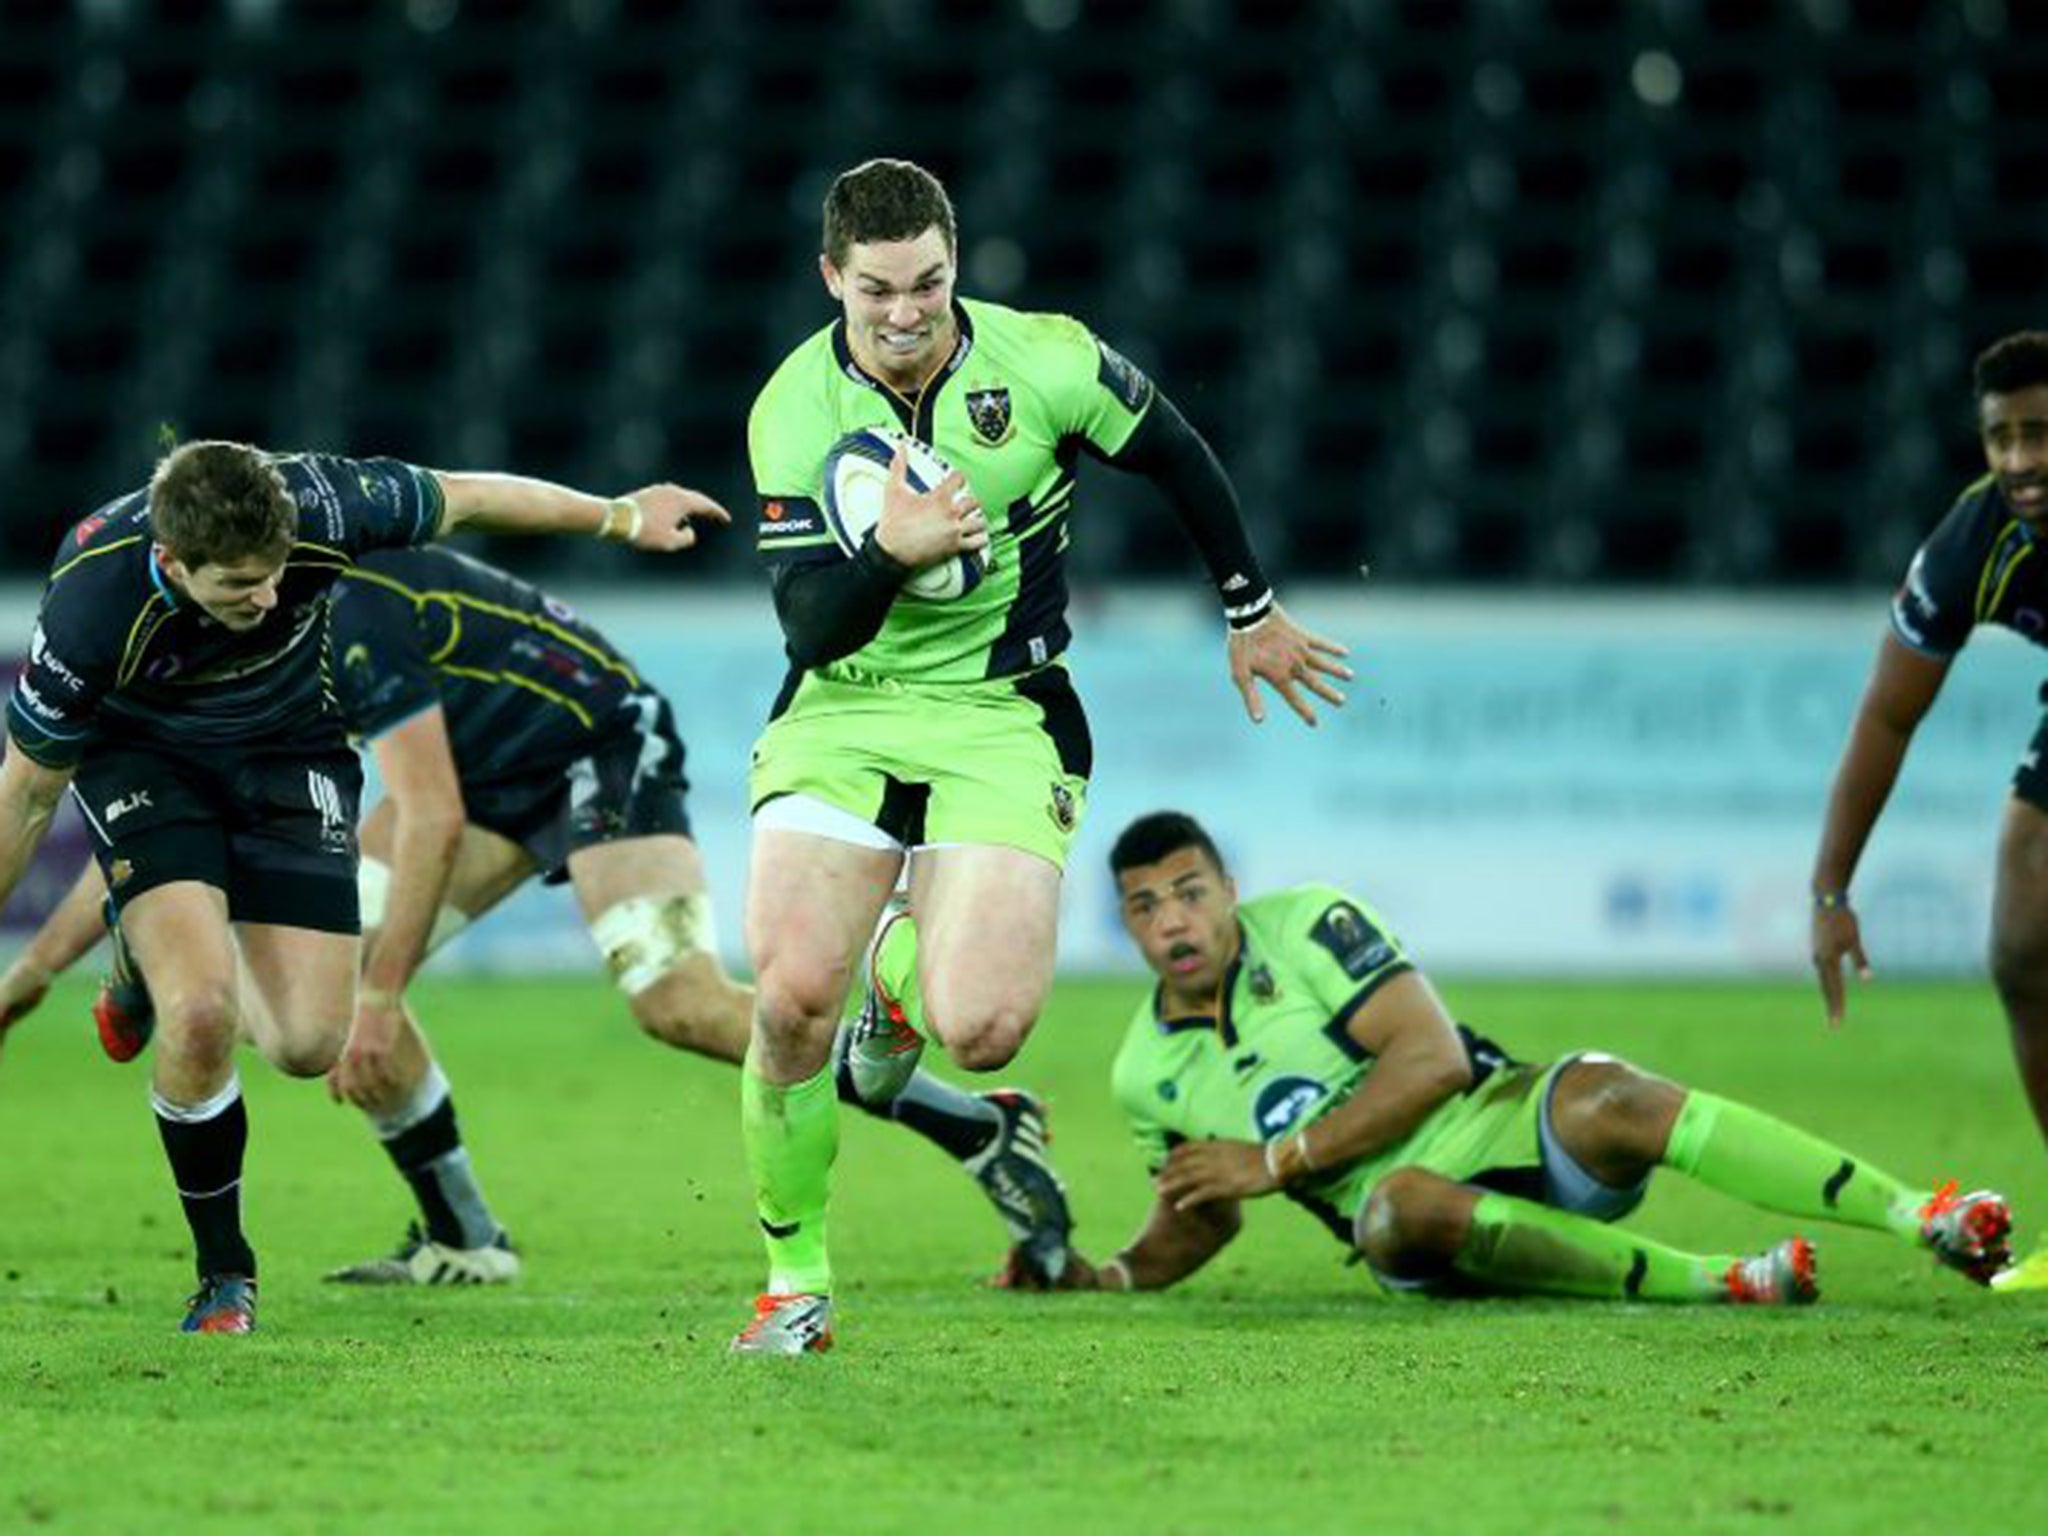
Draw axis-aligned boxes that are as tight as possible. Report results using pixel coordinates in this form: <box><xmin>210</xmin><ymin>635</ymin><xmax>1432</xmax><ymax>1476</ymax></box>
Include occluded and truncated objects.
<box><xmin>7</xmin><ymin>454</ymin><xmax>443</xmax><ymax>768</ymax></box>
<box><xmin>327</xmin><ymin>545</ymin><xmax>651</xmax><ymax>789</ymax></box>
<box><xmin>1893</xmin><ymin>474</ymin><xmax>2048</xmax><ymax>656</ymax></box>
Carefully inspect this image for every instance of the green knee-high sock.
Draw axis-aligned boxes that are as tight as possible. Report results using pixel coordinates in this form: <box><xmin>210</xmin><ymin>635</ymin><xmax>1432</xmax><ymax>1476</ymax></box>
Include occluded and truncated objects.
<box><xmin>1457</xmin><ymin>1193</ymin><xmax>1736</xmax><ymax>1301</ymax></box>
<box><xmin>741</xmin><ymin>1061</ymin><xmax>839</xmax><ymax>1296</ymax></box>
<box><xmin>1662</xmin><ymin>1091</ymin><xmax>1923</xmax><ymax>1242</ymax></box>
<box><xmin>873</xmin><ymin>912</ymin><xmax>927</xmax><ymax>1039</ymax></box>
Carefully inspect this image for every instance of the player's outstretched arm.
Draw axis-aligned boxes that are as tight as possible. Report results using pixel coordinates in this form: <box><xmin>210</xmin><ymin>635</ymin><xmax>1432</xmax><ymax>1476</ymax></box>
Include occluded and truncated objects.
<box><xmin>0</xmin><ymin>859</ymin><xmax>109</xmax><ymax>1051</ymax></box>
<box><xmin>1002</xmin><ymin>1192</ymin><xmax>1241</xmax><ymax>1294</ymax></box>
<box><xmin>1810</xmin><ymin>632</ymin><xmax>1951</xmax><ymax>1026</ymax></box>
<box><xmin>0</xmin><ymin>743</ymin><xmax>73</xmax><ymax>1056</ymax></box>
<box><xmin>330</xmin><ymin>708</ymin><xmax>466</xmax><ymax>1109</ymax></box>
<box><xmin>1100</xmin><ymin>391</ymin><xmax>1351</xmax><ymax>727</ymax></box>
<box><xmin>432</xmin><ymin>471</ymin><xmax>731</xmax><ymax>552</ymax></box>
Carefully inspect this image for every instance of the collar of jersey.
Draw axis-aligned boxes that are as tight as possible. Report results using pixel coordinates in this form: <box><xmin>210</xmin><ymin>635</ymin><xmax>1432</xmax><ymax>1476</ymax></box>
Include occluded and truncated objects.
<box><xmin>1152</xmin><ymin>921</ymin><xmax>1250</xmax><ymax>1046</ymax></box>
<box><xmin>831</xmin><ymin>300</ymin><xmax>976</xmax><ymax>401</ymax></box>
<box><xmin>146</xmin><ymin>546</ymin><xmax>183</xmax><ymax>610</ymax></box>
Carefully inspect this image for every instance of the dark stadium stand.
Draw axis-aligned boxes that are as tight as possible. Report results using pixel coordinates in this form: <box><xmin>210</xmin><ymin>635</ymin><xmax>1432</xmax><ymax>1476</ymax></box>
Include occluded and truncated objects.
<box><xmin>0</xmin><ymin>0</ymin><xmax>2043</xmax><ymax>586</ymax></box>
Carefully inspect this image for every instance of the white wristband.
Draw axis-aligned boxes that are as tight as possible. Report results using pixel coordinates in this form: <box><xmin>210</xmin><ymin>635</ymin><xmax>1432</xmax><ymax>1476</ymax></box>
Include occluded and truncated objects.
<box><xmin>598</xmin><ymin>496</ymin><xmax>644</xmax><ymax>544</ymax></box>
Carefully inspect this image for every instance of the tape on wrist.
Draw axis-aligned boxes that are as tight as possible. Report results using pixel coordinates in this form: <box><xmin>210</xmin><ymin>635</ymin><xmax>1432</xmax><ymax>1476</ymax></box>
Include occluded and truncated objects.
<box><xmin>599</xmin><ymin>496</ymin><xmax>644</xmax><ymax>543</ymax></box>
<box><xmin>1099</xmin><ymin>1256</ymin><xmax>1134</xmax><ymax>1292</ymax></box>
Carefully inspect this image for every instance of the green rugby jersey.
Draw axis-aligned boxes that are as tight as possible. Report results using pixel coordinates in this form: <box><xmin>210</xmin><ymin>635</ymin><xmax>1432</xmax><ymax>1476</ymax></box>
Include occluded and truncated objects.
<box><xmin>1110</xmin><ymin>885</ymin><xmax>1516</xmax><ymax>1241</ymax></box>
<box><xmin>750</xmin><ymin>297</ymin><xmax>1154</xmax><ymax>684</ymax></box>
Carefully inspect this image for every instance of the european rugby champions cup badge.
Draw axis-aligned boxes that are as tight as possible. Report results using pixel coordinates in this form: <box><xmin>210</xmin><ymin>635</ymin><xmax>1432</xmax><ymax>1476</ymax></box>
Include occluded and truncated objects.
<box><xmin>965</xmin><ymin>384</ymin><xmax>1014</xmax><ymax>446</ymax></box>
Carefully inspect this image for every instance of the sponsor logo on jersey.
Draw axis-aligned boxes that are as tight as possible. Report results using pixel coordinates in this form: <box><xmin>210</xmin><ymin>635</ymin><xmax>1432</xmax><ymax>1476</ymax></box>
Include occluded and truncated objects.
<box><xmin>1311</xmin><ymin>900</ymin><xmax>1394</xmax><ymax>980</ymax></box>
<box><xmin>764</xmin><ymin>500</ymin><xmax>787</xmax><ymax>522</ymax></box>
<box><xmin>1095</xmin><ymin>341</ymin><xmax>1154</xmax><ymax>414</ymax></box>
<box><xmin>73</xmin><ymin>514</ymin><xmax>107</xmax><ymax>546</ymax></box>
<box><xmin>28</xmin><ymin>624</ymin><xmax>86</xmax><ymax>692</ymax></box>
<box><xmin>109</xmin><ymin>858</ymin><xmax>134</xmax><ymax>888</ymax></box>
<box><xmin>13</xmin><ymin>680</ymin><xmax>63</xmax><ymax>722</ymax></box>
<box><xmin>1253</xmin><ymin>1075</ymin><xmax>1325</xmax><ymax>1140</ymax></box>
<box><xmin>965</xmin><ymin>386</ymin><xmax>1014</xmax><ymax>446</ymax></box>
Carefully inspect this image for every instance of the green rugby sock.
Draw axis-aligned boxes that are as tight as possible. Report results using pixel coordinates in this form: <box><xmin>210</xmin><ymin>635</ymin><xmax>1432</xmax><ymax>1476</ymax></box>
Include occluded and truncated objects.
<box><xmin>1662</xmin><ymin>1091</ymin><xmax>1922</xmax><ymax>1242</ymax></box>
<box><xmin>1457</xmin><ymin>1193</ymin><xmax>1732</xmax><ymax>1302</ymax></box>
<box><xmin>873</xmin><ymin>910</ymin><xmax>927</xmax><ymax>1040</ymax></box>
<box><xmin>741</xmin><ymin>1060</ymin><xmax>838</xmax><ymax>1296</ymax></box>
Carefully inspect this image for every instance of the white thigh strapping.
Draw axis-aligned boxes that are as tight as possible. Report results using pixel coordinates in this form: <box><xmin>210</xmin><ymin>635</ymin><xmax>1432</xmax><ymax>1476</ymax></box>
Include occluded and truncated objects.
<box><xmin>357</xmin><ymin>856</ymin><xmax>474</xmax><ymax>957</ymax></box>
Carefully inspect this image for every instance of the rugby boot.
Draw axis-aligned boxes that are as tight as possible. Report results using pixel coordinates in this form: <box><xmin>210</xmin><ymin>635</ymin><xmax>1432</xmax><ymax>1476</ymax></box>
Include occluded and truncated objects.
<box><xmin>1723</xmin><ymin>1237</ymin><xmax>1819</xmax><ymax>1305</ymax></box>
<box><xmin>729</xmin><ymin>1292</ymin><xmax>834</xmax><ymax>1357</ymax></box>
<box><xmin>1918</xmin><ymin>1181</ymin><xmax>2013</xmax><ymax>1285</ymax></box>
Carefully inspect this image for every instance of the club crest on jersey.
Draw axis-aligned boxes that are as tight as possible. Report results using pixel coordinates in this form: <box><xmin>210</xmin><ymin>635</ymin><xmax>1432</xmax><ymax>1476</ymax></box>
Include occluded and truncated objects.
<box><xmin>965</xmin><ymin>386</ymin><xmax>1014</xmax><ymax>446</ymax></box>
<box><xmin>1247</xmin><ymin>963</ymin><xmax>1278</xmax><ymax>1002</ymax></box>
<box><xmin>1253</xmin><ymin>1076</ymin><xmax>1325</xmax><ymax>1140</ymax></box>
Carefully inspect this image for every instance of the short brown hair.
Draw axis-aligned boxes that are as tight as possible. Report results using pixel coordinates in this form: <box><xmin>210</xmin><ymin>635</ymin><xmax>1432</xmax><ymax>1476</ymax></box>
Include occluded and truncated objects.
<box><xmin>822</xmin><ymin>159</ymin><xmax>957</xmax><ymax>267</ymax></box>
<box><xmin>149</xmin><ymin>441</ymin><xmax>296</xmax><ymax>567</ymax></box>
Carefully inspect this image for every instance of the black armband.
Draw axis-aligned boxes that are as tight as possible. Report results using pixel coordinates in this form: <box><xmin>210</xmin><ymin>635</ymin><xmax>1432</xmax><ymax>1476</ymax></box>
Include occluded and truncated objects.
<box><xmin>1102</xmin><ymin>391</ymin><xmax>1275</xmax><ymax>629</ymax></box>
<box><xmin>769</xmin><ymin>534</ymin><xmax>910</xmax><ymax>667</ymax></box>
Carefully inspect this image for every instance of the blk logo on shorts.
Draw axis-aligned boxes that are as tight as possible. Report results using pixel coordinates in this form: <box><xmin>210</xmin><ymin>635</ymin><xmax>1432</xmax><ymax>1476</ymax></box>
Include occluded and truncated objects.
<box><xmin>105</xmin><ymin>790</ymin><xmax>152</xmax><ymax>823</ymax></box>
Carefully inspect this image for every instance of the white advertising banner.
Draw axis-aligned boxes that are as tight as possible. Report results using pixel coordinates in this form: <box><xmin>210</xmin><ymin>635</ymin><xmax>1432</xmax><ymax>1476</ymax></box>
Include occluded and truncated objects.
<box><xmin>434</xmin><ymin>589</ymin><xmax>2040</xmax><ymax>979</ymax></box>
<box><xmin>6</xmin><ymin>585</ymin><xmax>2027</xmax><ymax>978</ymax></box>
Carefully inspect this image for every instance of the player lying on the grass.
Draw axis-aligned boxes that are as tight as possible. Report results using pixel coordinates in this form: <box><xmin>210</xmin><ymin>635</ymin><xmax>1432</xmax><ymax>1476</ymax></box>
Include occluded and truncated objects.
<box><xmin>0</xmin><ymin>440</ymin><xmax>723</xmax><ymax>1334</ymax></box>
<box><xmin>997</xmin><ymin>811</ymin><xmax>2013</xmax><ymax>1304</ymax></box>
<box><xmin>0</xmin><ymin>544</ymin><xmax>1073</xmax><ymax>1285</ymax></box>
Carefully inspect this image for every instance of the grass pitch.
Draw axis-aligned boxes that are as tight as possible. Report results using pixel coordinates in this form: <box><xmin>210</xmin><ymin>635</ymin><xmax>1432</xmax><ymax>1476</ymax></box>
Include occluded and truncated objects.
<box><xmin>2</xmin><ymin>974</ymin><xmax>2045</xmax><ymax>1535</ymax></box>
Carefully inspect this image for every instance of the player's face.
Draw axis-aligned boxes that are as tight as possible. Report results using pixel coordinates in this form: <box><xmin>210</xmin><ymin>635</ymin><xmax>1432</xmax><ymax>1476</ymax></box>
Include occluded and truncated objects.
<box><xmin>1117</xmin><ymin>846</ymin><xmax>1241</xmax><ymax>1004</ymax></box>
<box><xmin>1979</xmin><ymin>385</ymin><xmax>2048</xmax><ymax>524</ymax></box>
<box><xmin>160</xmin><ymin>548</ymin><xmax>289</xmax><ymax>631</ymax></box>
<box><xmin>822</xmin><ymin>227</ymin><xmax>958</xmax><ymax>390</ymax></box>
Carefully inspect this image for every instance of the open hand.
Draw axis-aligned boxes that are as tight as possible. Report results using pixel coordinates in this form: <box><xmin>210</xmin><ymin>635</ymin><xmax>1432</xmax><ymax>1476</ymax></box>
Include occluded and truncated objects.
<box><xmin>1156</xmin><ymin>1138</ymin><xmax>1278</xmax><ymax>1210</ymax></box>
<box><xmin>1227</xmin><ymin>604</ymin><xmax>1352</xmax><ymax>727</ymax></box>
<box><xmin>328</xmin><ymin>993</ymin><xmax>406</xmax><ymax>1107</ymax></box>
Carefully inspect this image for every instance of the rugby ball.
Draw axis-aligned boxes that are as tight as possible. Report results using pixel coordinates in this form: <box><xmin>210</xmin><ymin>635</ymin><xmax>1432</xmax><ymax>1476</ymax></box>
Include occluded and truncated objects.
<box><xmin>821</xmin><ymin>427</ymin><xmax>989</xmax><ymax>602</ymax></box>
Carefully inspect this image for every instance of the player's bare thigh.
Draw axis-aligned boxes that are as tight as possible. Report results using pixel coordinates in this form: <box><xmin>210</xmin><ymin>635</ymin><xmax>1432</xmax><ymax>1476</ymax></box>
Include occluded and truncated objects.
<box><xmin>224</xmin><ymin>919</ymin><xmax>360</xmax><ymax>1078</ymax></box>
<box><xmin>908</xmin><ymin>842</ymin><xmax>1061</xmax><ymax>1070</ymax></box>
<box><xmin>358</xmin><ymin>800</ymin><xmax>536</xmax><ymax>924</ymax></box>
<box><xmin>567</xmin><ymin>833</ymin><xmax>751</xmax><ymax>1059</ymax></box>
<box><xmin>745</xmin><ymin>827</ymin><xmax>902</xmax><ymax>1075</ymax></box>
<box><xmin>1992</xmin><ymin>796</ymin><xmax>2048</xmax><ymax>963</ymax></box>
<box><xmin>121</xmin><ymin>879</ymin><xmax>241</xmax><ymax>1097</ymax></box>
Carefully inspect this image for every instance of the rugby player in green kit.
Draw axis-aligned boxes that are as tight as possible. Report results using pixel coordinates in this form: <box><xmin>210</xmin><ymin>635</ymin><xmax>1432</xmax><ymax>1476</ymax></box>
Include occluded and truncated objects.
<box><xmin>732</xmin><ymin>159</ymin><xmax>1350</xmax><ymax>1353</ymax></box>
